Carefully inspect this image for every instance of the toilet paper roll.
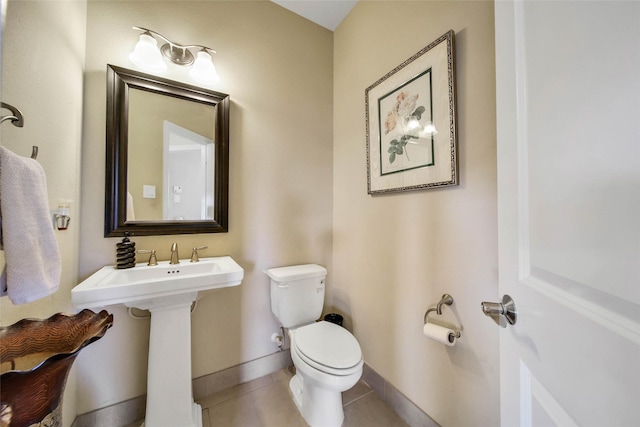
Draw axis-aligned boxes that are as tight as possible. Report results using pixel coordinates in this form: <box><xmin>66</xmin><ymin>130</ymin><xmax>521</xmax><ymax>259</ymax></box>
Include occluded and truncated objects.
<box><xmin>423</xmin><ymin>323</ymin><xmax>458</xmax><ymax>346</ymax></box>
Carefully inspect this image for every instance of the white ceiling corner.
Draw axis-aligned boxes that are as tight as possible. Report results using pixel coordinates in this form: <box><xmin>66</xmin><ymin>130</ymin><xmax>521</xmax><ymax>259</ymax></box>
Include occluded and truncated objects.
<box><xmin>271</xmin><ymin>0</ymin><xmax>358</xmax><ymax>31</ymax></box>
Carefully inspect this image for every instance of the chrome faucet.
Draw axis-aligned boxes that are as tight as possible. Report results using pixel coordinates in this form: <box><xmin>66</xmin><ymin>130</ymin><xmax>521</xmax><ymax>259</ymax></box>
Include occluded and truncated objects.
<box><xmin>170</xmin><ymin>243</ymin><xmax>180</xmax><ymax>265</ymax></box>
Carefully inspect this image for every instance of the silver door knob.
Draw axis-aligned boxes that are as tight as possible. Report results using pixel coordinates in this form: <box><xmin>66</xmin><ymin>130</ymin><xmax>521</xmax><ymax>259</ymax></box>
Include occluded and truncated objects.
<box><xmin>481</xmin><ymin>294</ymin><xmax>517</xmax><ymax>328</ymax></box>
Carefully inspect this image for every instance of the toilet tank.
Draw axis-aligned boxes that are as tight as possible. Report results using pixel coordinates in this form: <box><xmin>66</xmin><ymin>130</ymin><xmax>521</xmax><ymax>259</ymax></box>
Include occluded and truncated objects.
<box><xmin>266</xmin><ymin>264</ymin><xmax>327</xmax><ymax>328</ymax></box>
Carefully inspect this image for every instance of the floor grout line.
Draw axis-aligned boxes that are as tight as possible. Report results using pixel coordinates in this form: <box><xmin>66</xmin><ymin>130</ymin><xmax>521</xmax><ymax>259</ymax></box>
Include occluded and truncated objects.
<box><xmin>343</xmin><ymin>389</ymin><xmax>374</xmax><ymax>408</ymax></box>
<box><xmin>199</xmin><ymin>374</ymin><xmax>278</xmax><ymax>409</ymax></box>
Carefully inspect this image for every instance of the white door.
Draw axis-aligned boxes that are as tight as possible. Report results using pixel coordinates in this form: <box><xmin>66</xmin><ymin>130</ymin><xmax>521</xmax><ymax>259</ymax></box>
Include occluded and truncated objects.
<box><xmin>495</xmin><ymin>1</ymin><xmax>640</xmax><ymax>426</ymax></box>
<box><xmin>162</xmin><ymin>121</ymin><xmax>214</xmax><ymax>220</ymax></box>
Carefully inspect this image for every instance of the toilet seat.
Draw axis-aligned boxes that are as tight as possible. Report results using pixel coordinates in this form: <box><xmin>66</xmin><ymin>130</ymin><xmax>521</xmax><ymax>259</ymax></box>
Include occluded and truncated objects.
<box><xmin>293</xmin><ymin>321</ymin><xmax>362</xmax><ymax>376</ymax></box>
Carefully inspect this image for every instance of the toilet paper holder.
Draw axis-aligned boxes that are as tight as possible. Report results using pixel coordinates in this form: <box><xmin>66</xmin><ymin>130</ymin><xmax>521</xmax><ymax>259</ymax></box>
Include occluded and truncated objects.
<box><xmin>423</xmin><ymin>294</ymin><xmax>461</xmax><ymax>338</ymax></box>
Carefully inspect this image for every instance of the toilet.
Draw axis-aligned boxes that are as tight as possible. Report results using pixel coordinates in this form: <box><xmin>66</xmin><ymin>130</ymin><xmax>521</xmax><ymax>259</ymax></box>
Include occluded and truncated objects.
<box><xmin>266</xmin><ymin>264</ymin><xmax>363</xmax><ymax>427</ymax></box>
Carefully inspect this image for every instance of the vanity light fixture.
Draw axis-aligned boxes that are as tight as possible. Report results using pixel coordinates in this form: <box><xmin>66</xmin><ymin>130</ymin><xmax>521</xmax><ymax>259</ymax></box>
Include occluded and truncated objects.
<box><xmin>189</xmin><ymin>49</ymin><xmax>220</xmax><ymax>85</ymax></box>
<box><xmin>129</xmin><ymin>26</ymin><xmax>220</xmax><ymax>84</ymax></box>
<box><xmin>129</xmin><ymin>32</ymin><xmax>166</xmax><ymax>72</ymax></box>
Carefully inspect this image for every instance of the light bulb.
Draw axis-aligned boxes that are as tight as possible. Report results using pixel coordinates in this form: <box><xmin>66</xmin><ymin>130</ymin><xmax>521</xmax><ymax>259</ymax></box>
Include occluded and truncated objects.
<box><xmin>129</xmin><ymin>33</ymin><xmax>167</xmax><ymax>73</ymax></box>
<box><xmin>189</xmin><ymin>51</ymin><xmax>220</xmax><ymax>85</ymax></box>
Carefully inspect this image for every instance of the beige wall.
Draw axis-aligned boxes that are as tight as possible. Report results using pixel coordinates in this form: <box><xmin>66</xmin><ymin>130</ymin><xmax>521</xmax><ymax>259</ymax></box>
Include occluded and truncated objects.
<box><xmin>333</xmin><ymin>1</ymin><xmax>499</xmax><ymax>425</ymax></box>
<box><xmin>77</xmin><ymin>0</ymin><xmax>333</xmax><ymax>415</ymax></box>
<box><xmin>0</xmin><ymin>1</ymin><xmax>87</xmax><ymax>425</ymax></box>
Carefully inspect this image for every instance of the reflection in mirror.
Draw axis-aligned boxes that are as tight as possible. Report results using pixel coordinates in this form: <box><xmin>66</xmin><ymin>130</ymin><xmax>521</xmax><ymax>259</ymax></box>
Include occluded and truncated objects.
<box><xmin>128</xmin><ymin>89</ymin><xmax>216</xmax><ymax>221</ymax></box>
<box><xmin>105</xmin><ymin>65</ymin><xmax>229</xmax><ymax>236</ymax></box>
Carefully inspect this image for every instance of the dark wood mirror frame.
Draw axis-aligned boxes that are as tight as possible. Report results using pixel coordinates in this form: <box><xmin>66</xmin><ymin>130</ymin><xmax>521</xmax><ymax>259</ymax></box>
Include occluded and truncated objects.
<box><xmin>105</xmin><ymin>64</ymin><xmax>230</xmax><ymax>236</ymax></box>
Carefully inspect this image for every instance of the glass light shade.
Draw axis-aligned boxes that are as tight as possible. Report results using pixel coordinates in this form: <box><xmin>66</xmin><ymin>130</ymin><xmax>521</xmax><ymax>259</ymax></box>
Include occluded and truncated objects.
<box><xmin>129</xmin><ymin>34</ymin><xmax>167</xmax><ymax>73</ymax></box>
<box><xmin>189</xmin><ymin>51</ymin><xmax>220</xmax><ymax>85</ymax></box>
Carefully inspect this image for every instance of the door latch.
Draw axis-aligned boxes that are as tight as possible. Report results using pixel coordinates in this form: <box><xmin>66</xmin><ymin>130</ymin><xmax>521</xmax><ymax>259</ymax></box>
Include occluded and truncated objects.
<box><xmin>481</xmin><ymin>294</ymin><xmax>517</xmax><ymax>328</ymax></box>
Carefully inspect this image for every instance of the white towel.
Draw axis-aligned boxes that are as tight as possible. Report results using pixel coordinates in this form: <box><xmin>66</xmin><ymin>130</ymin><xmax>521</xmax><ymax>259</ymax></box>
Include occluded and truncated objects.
<box><xmin>0</xmin><ymin>146</ymin><xmax>61</xmax><ymax>304</ymax></box>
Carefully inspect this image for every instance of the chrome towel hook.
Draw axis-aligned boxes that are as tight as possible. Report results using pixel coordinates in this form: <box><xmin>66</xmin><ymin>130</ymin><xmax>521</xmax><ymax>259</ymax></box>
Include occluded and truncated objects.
<box><xmin>1</xmin><ymin>102</ymin><xmax>38</xmax><ymax>159</ymax></box>
<box><xmin>1</xmin><ymin>102</ymin><xmax>24</xmax><ymax>127</ymax></box>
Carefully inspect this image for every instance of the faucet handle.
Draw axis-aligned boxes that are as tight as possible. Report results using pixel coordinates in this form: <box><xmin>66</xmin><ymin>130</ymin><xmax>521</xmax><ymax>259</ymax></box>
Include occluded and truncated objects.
<box><xmin>137</xmin><ymin>249</ymin><xmax>158</xmax><ymax>266</ymax></box>
<box><xmin>170</xmin><ymin>242</ymin><xmax>180</xmax><ymax>265</ymax></box>
<box><xmin>190</xmin><ymin>246</ymin><xmax>208</xmax><ymax>263</ymax></box>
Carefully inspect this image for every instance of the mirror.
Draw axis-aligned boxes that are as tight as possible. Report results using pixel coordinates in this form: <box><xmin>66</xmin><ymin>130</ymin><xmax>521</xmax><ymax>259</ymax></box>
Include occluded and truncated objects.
<box><xmin>105</xmin><ymin>65</ymin><xmax>229</xmax><ymax>236</ymax></box>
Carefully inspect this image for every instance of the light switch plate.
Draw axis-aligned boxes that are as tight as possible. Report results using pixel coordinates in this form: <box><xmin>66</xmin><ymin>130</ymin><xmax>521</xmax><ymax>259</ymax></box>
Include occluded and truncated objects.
<box><xmin>143</xmin><ymin>185</ymin><xmax>156</xmax><ymax>199</ymax></box>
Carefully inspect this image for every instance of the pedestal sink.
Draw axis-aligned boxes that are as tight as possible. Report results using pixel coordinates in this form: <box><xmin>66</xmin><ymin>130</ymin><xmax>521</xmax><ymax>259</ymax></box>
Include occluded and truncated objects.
<box><xmin>71</xmin><ymin>256</ymin><xmax>244</xmax><ymax>427</ymax></box>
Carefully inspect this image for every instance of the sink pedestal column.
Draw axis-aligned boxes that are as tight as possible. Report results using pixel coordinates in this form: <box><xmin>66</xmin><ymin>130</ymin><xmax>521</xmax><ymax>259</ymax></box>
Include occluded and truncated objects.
<box><xmin>130</xmin><ymin>291</ymin><xmax>201</xmax><ymax>427</ymax></box>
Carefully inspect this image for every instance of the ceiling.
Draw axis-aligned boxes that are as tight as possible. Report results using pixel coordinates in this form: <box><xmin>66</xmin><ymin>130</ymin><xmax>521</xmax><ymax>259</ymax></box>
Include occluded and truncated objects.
<box><xmin>271</xmin><ymin>0</ymin><xmax>358</xmax><ymax>31</ymax></box>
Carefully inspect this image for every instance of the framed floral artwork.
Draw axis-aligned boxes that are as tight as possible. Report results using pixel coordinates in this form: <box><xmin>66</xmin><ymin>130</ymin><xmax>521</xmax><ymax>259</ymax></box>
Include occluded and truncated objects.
<box><xmin>366</xmin><ymin>30</ymin><xmax>457</xmax><ymax>194</ymax></box>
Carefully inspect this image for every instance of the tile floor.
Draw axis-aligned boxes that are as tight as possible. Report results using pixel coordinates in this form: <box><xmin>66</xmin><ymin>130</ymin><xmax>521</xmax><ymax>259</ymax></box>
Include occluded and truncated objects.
<box><xmin>130</xmin><ymin>367</ymin><xmax>410</xmax><ymax>427</ymax></box>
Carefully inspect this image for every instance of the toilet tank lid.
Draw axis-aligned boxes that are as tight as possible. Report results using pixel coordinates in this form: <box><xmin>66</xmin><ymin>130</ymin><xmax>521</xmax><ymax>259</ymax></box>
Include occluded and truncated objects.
<box><xmin>265</xmin><ymin>264</ymin><xmax>327</xmax><ymax>282</ymax></box>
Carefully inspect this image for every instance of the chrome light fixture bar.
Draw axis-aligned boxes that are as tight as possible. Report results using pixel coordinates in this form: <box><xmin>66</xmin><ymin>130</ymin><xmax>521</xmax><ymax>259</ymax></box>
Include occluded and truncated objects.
<box><xmin>130</xmin><ymin>26</ymin><xmax>220</xmax><ymax>84</ymax></box>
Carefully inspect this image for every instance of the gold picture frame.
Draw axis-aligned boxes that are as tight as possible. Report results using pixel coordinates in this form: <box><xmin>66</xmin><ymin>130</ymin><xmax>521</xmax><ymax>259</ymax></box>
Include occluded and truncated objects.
<box><xmin>366</xmin><ymin>30</ymin><xmax>458</xmax><ymax>194</ymax></box>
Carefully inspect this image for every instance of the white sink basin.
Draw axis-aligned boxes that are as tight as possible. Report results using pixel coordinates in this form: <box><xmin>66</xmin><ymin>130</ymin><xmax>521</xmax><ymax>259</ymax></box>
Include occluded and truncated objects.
<box><xmin>72</xmin><ymin>255</ymin><xmax>243</xmax><ymax>427</ymax></box>
<box><xmin>72</xmin><ymin>256</ymin><xmax>244</xmax><ymax>308</ymax></box>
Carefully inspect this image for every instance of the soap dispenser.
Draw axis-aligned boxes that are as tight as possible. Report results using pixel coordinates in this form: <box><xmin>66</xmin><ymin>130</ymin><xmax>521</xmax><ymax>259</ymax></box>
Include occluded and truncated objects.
<box><xmin>116</xmin><ymin>233</ymin><xmax>136</xmax><ymax>269</ymax></box>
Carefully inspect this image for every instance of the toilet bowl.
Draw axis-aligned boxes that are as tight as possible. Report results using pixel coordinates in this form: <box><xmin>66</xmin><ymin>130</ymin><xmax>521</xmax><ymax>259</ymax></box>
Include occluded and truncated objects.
<box><xmin>266</xmin><ymin>264</ymin><xmax>363</xmax><ymax>427</ymax></box>
<box><xmin>288</xmin><ymin>321</ymin><xmax>363</xmax><ymax>427</ymax></box>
